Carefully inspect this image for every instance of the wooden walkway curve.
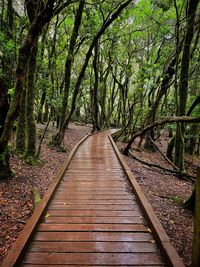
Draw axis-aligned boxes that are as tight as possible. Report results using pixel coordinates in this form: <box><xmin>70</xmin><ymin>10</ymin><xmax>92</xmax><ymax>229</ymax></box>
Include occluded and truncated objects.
<box><xmin>2</xmin><ymin>131</ymin><xmax>185</xmax><ymax>267</ymax></box>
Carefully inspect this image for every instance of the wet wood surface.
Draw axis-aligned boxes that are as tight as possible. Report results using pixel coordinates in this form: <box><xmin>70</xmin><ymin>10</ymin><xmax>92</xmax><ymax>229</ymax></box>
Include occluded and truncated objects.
<box><xmin>2</xmin><ymin>131</ymin><xmax>184</xmax><ymax>266</ymax></box>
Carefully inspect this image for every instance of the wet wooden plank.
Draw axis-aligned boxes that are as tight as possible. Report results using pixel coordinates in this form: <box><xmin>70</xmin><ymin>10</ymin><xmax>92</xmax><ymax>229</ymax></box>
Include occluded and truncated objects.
<box><xmin>43</xmin><ymin>216</ymin><xmax>142</xmax><ymax>224</ymax></box>
<box><xmin>29</xmin><ymin>241</ymin><xmax>157</xmax><ymax>253</ymax></box>
<box><xmin>21</xmin><ymin>265</ymin><xmax>164</xmax><ymax>267</ymax></box>
<box><xmin>59</xmin><ymin>182</ymin><xmax>128</xmax><ymax>186</ymax></box>
<box><xmin>22</xmin><ymin>252</ymin><xmax>162</xmax><ymax>265</ymax></box>
<box><xmin>55</xmin><ymin>193</ymin><xmax>134</xmax><ymax>197</ymax></box>
<box><xmin>45</xmin><ymin>209</ymin><xmax>141</xmax><ymax>217</ymax></box>
<box><xmin>50</xmin><ymin>199</ymin><xmax>135</xmax><ymax>205</ymax></box>
<box><xmin>48</xmin><ymin>204</ymin><xmax>139</xmax><ymax>210</ymax></box>
<box><xmin>58</xmin><ymin>185</ymin><xmax>130</xmax><ymax>190</ymax></box>
<box><xmin>62</xmin><ymin>178</ymin><xmax>126</xmax><ymax>182</ymax></box>
<box><xmin>52</xmin><ymin>194</ymin><xmax>135</xmax><ymax>200</ymax></box>
<box><xmin>33</xmin><ymin>231</ymin><xmax>153</xmax><ymax>242</ymax></box>
<box><xmin>38</xmin><ymin>223</ymin><xmax>147</xmax><ymax>232</ymax></box>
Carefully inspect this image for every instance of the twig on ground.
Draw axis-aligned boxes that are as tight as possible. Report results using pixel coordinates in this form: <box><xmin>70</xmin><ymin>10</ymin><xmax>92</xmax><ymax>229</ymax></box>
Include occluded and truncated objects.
<box><xmin>0</xmin><ymin>209</ymin><xmax>26</xmax><ymax>224</ymax></box>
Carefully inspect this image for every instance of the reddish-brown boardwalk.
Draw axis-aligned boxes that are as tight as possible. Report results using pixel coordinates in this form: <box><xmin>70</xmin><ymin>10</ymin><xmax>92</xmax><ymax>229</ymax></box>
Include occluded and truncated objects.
<box><xmin>2</xmin><ymin>131</ymin><xmax>185</xmax><ymax>266</ymax></box>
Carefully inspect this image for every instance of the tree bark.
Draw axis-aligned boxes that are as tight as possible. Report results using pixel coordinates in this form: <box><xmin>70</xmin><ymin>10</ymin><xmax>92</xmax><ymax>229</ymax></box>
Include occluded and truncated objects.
<box><xmin>53</xmin><ymin>0</ymin><xmax>85</xmax><ymax>145</ymax></box>
<box><xmin>25</xmin><ymin>40</ymin><xmax>38</xmax><ymax>159</ymax></box>
<box><xmin>6</xmin><ymin>0</ymin><xmax>14</xmax><ymax>33</ymax></box>
<box><xmin>16</xmin><ymin>89</ymin><xmax>26</xmax><ymax>155</ymax></box>
<box><xmin>91</xmin><ymin>42</ymin><xmax>101</xmax><ymax>132</ymax></box>
<box><xmin>123</xmin><ymin>116</ymin><xmax>200</xmax><ymax>155</ymax></box>
<box><xmin>0</xmin><ymin>0</ymin><xmax>72</xmax><ymax>179</ymax></box>
<box><xmin>0</xmin><ymin>78</ymin><xmax>9</xmax><ymax>138</ymax></box>
<box><xmin>191</xmin><ymin>167</ymin><xmax>200</xmax><ymax>267</ymax></box>
<box><xmin>174</xmin><ymin>0</ymin><xmax>199</xmax><ymax>172</ymax></box>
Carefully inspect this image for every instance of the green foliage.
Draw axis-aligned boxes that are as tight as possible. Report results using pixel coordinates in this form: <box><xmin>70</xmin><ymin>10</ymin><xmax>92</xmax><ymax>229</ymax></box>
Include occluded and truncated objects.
<box><xmin>7</xmin><ymin>88</ymin><xmax>15</xmax><ymax>97</ymax></box>
<box><xmin>32</xmin><ymin>187</ymin><xmax>42</xmax><ymax>205</ymax></box>
<box><xmin>171</xmin><ymin>195</ymin><xmax>183</xmax><ymax>205</ymax></box>
<box><xmin>56</xmin><ymin>146</ymin><xmax>66</xmax><ymax>152</ymax></box>
<box><xmin>0</xmin><ymin>144</ymin><xmax>11</xmax><ymax>165</ymax></box>
<box><xmin>25</xmin><ymin>156</ymin><xmax>42</xmax><ymax>166</ymax></box>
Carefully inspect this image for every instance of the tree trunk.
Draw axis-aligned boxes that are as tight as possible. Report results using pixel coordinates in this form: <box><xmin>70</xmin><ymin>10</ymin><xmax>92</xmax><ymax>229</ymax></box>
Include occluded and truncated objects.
<box><xmin>191</xmin><ymin>167</ymin><xmax>200</xmax><ymax>267</ymax></box>
<box><xmin>0</xmin><ymin>0</ymin><xmax>56</xmax><ymax>179</ymax></box>
<box><xmin>0</xmin><ymin>78</ymin><xmax>9</xmax><ymax>138</ymax></box>
<box><xmin>6</xmin><ymin>0</ymin><xmax>14</xmax><ymax>33</ymax></box>
<box><xmin>91</xmin><ymin>42</ymin><xmax>100</xmax><ymax>132</ymax></box>
<box><xmin>37</xmin><ymin>25</ymin><xmax>49</xmax><ymax>124</ymax></box>
<box><xmin>43</xmin><ymin>101</ymin><xmax>49</xmax><ymax>123</ymax></box>
<box><xmin>37</xmin><ymin>91</ymin><xmax>46</xmax><ymax>123</ymax></box>
<box><xmin>52</xmin><ymin>0</ymin><xmax>85</xmax><ymax>145</ymax></box>
<box><xmin>0</xmin><ymin>145</ymin><xmax>12</xmax><ymax>179</ymax></box>
<box><xmin>166</xmin><ymin>95</ymin><xmax>200</xmax><ymax>159</ymax></box>
<box><xmin>25</xmin><ymin>41</ymin><xmax>38</xmax><ymax>159</ymax></box>
<box><xmin>16</xmin><ymin>89</ymin><xmax>26</xmax><ymax>155</ymax></box>
<box><xmin>174</xmin><ymin>0</ymin><xmax>199</xmax><ymax>172</ymax></box>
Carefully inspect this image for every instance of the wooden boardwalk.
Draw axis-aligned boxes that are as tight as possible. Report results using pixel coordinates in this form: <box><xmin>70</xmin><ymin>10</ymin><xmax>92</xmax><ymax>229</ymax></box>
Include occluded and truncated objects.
<box><xmin>2</xmin><ymin>131</ymin><xmax>184</xmax><ymax>267</ymax></box>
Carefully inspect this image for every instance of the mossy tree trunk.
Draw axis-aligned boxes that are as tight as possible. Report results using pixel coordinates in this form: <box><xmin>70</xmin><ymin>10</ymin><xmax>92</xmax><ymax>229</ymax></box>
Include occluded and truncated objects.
<box><xmin>174</xmin><ymin>0</ymin><xmax>199</xmax><ymax>172</ymax></box>
<box><xmin>37</xmin><ymin>91</ymin><xmax>46</xmax><ymax>123</ymax></box>
<box><xmin>0</xmin><ymin>1</ymin><xmax>57</xmax><ymax>179</ymax></box>
<box><xmin>191</xmin><ymin>167</ymin><xmax>200</xmax><ymax>267</ymax></box>
<box><xmin>53</xmin><ymin>0</ymin><xmax>85</xmax><ymax>146</ymax></box>
<box><xmin>0</xmin><ymin>78</ymin><xmax>9</xmax><ymax>138</ymax></box>
<box><xmin>16</xmin><ymin>88</ymin><xmax>26</xmax><ymax>155</ymax></box>
<box><xmin>37</xmin><ymin>26</ymin><xmax>49</xmax><ymax>124</ymax></box>
<box><xmin>0</xmin><ymin>79</ymin><xmax>11</xmax><ymax>179</ymax></box>
<box><xmin>91</xmin><ymin>42</ymin><xmax>100</xmax><ymax>132</ymax></box>
<box><xmin>0</xmin><ymin>32</ymin><xmax>39</xmax><ymax>178</ymax></box>
<box><xmin>25</xmin><ymin>41</ymin><xmax>38</xmax><ymax>159</ymax></box>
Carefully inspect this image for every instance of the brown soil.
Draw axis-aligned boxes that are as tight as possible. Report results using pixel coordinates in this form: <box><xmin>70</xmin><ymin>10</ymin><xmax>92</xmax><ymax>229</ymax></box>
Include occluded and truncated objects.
<box><xmin>117</xmin><ymin>135</ymin><xmax>198</xmax><ymax>267</ymax></box>
<box><xmin>0</xmin><ymin>123</ymin><xmax>91</xmax><ymax>264</ymax></box>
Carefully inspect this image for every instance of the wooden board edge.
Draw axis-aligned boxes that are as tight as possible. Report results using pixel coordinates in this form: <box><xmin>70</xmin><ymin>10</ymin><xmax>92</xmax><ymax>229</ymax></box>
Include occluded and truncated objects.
<box><xmin>108</xmin><ymin>134</ymin><xmax>185</xmax><ymax>267</ymax></box>
<box><xmin>2</xmin><ymin>133</ymin><xmax>90</xmax><ymax>267</ymax></box>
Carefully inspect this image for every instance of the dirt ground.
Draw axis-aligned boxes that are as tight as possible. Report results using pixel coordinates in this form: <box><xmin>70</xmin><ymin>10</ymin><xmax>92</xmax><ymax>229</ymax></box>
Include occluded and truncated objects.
<box><xmin>0</xmin><ymin>124</ymin><xmax>198</xmax><ymax>266</ymax></box>
<box><xmin>117</xmin><ymin>134</ymin><xmax>198</xmax><ymax>267</ymax></box>
<box><xmin>0</xmin><ymin>123</ymin><xmax>91</xmax><ymax>264</ymax></box>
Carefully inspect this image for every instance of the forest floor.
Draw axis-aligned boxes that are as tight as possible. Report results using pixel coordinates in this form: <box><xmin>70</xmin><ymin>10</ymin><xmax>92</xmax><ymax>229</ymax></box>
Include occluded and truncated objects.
<box><xmin>0</xmin><ymin>125</ymin><xmax>198</xmax><ymax>266</ymax></box>
<box><xmin>0</xmin><ymin>123</ymin><xmax>92</xmax><ymax>264</ymax></box>
<box><xmin>117</xmin><ymin>132</ymin><xmax>198</xmax><ymax>267</ymax></box>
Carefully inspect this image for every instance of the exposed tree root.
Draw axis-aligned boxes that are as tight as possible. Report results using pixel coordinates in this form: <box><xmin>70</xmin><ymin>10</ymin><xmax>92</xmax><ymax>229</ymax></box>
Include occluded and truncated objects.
<box><xmin>128</xmin><ymin>150</ymin><xmax>196</xmax><ymax>182</ymax></box>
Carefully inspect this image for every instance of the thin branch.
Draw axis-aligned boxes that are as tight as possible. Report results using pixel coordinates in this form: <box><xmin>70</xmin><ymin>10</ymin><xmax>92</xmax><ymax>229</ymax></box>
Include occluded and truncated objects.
<box><xmin>149</xmin><ymin>136</ymin><xmax>179</xmax><ymax>170</ymax></box>
<box><xmin>0</xmin><ymin>209</ymin><xmax>26</xmax><ymax>224</ymax></box>
<box><xmin>128</xmin><ymin>151</ymin><xmax>196</xmax><ymax>182</ymax></box>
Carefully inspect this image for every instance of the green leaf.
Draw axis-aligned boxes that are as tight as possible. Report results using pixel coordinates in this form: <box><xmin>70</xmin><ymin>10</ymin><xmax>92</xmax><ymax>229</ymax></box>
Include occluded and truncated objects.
<box><xmin>32</xmin><ymin>187</ymin><xmax>42</xmax><ymax>205</ymax></box>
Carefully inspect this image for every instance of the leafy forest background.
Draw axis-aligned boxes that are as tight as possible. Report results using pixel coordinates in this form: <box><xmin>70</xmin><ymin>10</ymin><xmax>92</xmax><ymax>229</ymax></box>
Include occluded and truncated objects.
<box><xmin>0</xmin><ymin>1</ymin><xmax>200</xmax><ymax>186</ymax></box>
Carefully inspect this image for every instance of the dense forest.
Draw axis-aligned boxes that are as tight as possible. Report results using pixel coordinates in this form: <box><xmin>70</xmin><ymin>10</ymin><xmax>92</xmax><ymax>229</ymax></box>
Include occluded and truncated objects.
<box><xmin>0</xmin><ymin>0</ymin><xmax>200</xmax><ymax>177</ymax></box>
<box><xmin>0</xmin><ymin>0</ymin><xmax>200</xmax><ymax>265</ymax></box>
